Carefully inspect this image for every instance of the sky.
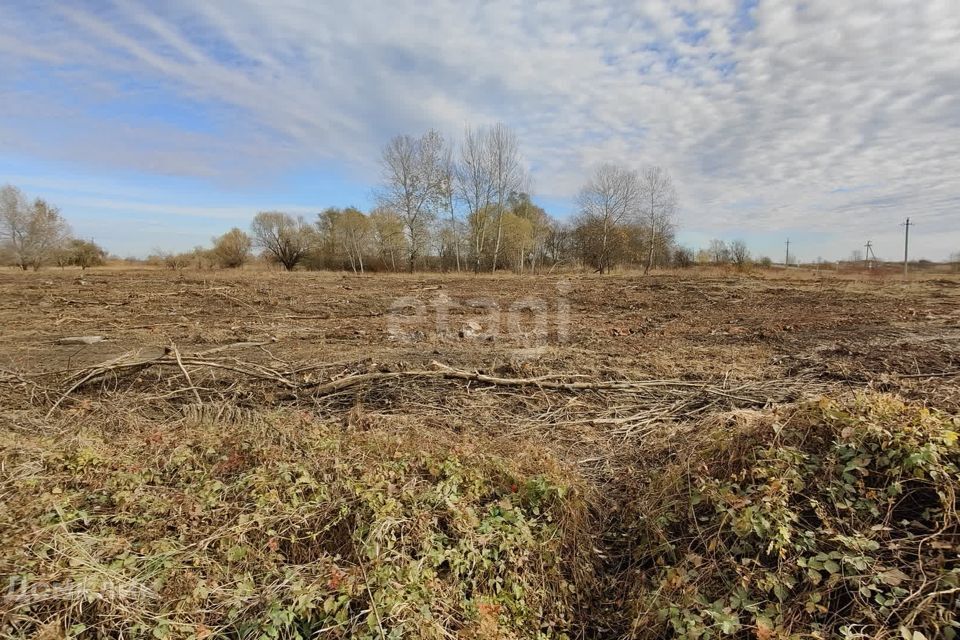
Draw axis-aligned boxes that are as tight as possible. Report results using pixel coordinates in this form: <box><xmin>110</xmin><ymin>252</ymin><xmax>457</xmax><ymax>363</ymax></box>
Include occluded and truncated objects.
<box><xmin>1</xmin><ymin>0</ymin><xmax>958</xmax><ymax>261</ymax></box>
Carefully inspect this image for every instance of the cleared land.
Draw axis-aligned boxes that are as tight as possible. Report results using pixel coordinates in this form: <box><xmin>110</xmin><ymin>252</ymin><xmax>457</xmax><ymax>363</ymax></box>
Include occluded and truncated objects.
<box><xmin>1</xmin><ymin>269</ymin><xmax>959</xmax><ymax>638</ymax></box>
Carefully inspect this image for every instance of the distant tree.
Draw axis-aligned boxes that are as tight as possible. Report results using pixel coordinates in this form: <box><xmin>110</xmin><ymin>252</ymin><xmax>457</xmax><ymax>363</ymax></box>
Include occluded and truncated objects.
<box><xmin>638</xmin><ymin>167</ymin><xmax>678</xmax><ymax>274</ymax></box>
<box><xmin>369</xmin><ymin>206</ymin><xmax>407</xmax><ymax>272</ymax></box>
<box><xmin>708</xmin><ymin>239</ymin><xmax>730</xmax><ymax>264</ymax></box>
<box><xmin>250</xmin><ymin>211</ymin><xmax>314</xmax><ymax>271</ymax></box>
<box><xmin>339</xmin><ymin>208</ymin><xmax>371</xmax><ymax>273</ymax></box>
<box><xmin>192</xmin><ymin>246</ymin><xmax>215</xmax><ymax>269</ymax></box>
<box><xmin>211</xmin><ymin>228</ymin><xmax>252</xmax><ymax>268</ymax></box>
<box><xmin>64</xmin><ymin>239</ymin><xmax>107</xmax><ymax>269</ymax></box>
<box><xmin>438</xmin><ymin>145</ymin><xmax>462</xmax><ymax>271</ymax></box>
<box><xmin>729</xmin><ymin>239</ymin><xmax>751</xmax><ymax>269</ymax></box>
<box><xmin>377</xmin><ymin>130</ymin><xmax>446</xmax><ymax>272</ymax></box>
<box><xmin>758</xmin><ymin>256</ymin><xmax>773</xmax><ymax>268</ymax></box>
<box><xmin>544</xmin><ymin>220</ymin><xmax>572</xmax><ymax>268</ymax></box>
<box><xmin>457</xmin><ymin>126</ymin><xmax>495</xmax><ymax>272</ymax></box>
<box><xmin>487</xmin><ymin>124</ymin><xmax>526</xmax><ymax>273</ymax></box>
<box><xmin>453</xmin><ymin>123</ymin><xmax>527</xmax><ymax>273</ymax></box>
<box><xmin>672</xmin><ymin>246</ymin><xmax>694</xmax><ymax>268</ymax></box>
<box><xmin>498</xmin><ymin>210</ymin><xmax>534</xmax><ymax>274</ymax></box>
<box><xmin>0</xmin><ymin>185</ymin><xmax>71</xmax><ymax>270</ymax></box>
<box><xmin>151</xmin><ymin>250</ymin><xmax>191</xmax><ymax>270</ymax></box>
<box><xmin>317</xmin><ymin>207</ymin><xmax>371</xmax><ymax>273</ymax></box>
<box><xmin>575</xmin><ymin>163</ymin><xmax>641</xmax><ymax>274</ymax></box>
<box><xmin>507</xmin><ymin>192</ymin><xmax>550</xmax><ymax>273</ymax></box>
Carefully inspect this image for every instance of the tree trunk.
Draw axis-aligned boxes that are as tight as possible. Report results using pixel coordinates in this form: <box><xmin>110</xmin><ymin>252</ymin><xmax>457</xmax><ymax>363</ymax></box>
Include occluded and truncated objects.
<box><xmin>491</xmin><ymin>208</ymin><xmax>504</xmax><ymax>273</ymax></box>
<box><xmin>450</xmin><ymin>200</ymin><xmax>461</xmax><ymax>272</ymax></box>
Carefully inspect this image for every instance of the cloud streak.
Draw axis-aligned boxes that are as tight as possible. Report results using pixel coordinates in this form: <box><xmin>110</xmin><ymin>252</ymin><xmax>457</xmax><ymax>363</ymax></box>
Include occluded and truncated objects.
<box><xmin>0</xmin><ymin>0</ymin><xmax>957</xmax><ymax>258</ymax></box>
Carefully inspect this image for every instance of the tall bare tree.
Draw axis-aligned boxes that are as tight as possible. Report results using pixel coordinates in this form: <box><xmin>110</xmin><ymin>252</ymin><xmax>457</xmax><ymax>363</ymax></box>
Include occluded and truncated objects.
<box><xmin>0</xmin><ymin>186</ymin><xmax>71</xmax><ymax>270</ymax></box>
<box><xmin>639</xmin><ymin>166</ymin><xmax>677</xmax><ymax>275</ymax></box>
<box><xmin>324</xmin><ymin>207</ymin><xmax>372</xmax><ymax>274</ymax></box>
<box><xmin>377</xmin><ymin>130</ymin><xmax>445</xmax><ymax>272</ymax></box>
<box><xmin>575</xmin><ymin>164</ymin><xmax>641</xmax><ymax>274</ymax></box>
<box><xmin>438</xmin><ymin>145</ymin><xmax>461</xmax><ymax>272</ymax></box>
<box><xmin>456</xmin><ymin>126</ymin><xmax>495</xmax><ymax>272</ymax></box>
<box><xmin>250</xmin><ymin>211</ymin><xmax>313</xmax><ymax>271</ymax></box>
<box><xmin>487</xmin><ymin>123</ymin><xmax>526</xmax><ymax>273</ymax></box>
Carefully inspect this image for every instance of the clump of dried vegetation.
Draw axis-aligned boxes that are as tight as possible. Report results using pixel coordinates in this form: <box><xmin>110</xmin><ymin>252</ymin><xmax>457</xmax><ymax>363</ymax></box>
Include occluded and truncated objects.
<box><xmin>1</xmin><ymin>409</ymin><xmax>593</xmax><ymax>639</ymax></box>
<box><xmin>3</xmin><ymin>383</ymin><xmax>957</xmax><ymax>638</ymax></box>
<box><xmin>622</xmin><ymin>394</ymin><xmax>959</xmax><ymax>639</ymax></box>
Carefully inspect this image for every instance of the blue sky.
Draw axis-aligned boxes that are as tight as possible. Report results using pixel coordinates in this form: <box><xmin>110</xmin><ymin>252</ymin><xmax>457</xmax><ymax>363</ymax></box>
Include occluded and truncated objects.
<box><xmin>1</xmin><ymin>0</ymin><xmax>958</xmax><ymax>260</ymax></box>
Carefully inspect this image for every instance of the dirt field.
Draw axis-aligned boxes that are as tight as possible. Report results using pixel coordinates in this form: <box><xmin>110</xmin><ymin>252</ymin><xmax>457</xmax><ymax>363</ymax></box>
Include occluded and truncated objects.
<box><xmin>2</xmin><ymin>268</ymin><xmax>959</xmax><ymax>637</ymax></box>
<box><xmin>2</xmin><ymin>267</ymin><xmax>960</xmax><ymax>466</ymax></box>
<box><xmin>2</xmin><ymin>268</ymin><xmax>959</xmax><ymax>393</ymax></box>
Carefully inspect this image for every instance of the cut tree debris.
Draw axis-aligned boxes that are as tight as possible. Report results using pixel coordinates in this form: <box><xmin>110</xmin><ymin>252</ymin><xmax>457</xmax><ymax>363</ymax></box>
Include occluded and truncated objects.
<box><xmin>55</xmin><ymin>335</ymin><xmax>105</xmax><ymax>345</ymax></box>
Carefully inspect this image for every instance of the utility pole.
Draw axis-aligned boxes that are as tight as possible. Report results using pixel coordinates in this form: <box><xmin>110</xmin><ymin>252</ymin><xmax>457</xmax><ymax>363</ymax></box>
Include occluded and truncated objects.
<box><xmin>784</xmin><ymin>239</ymin><xmax>790</xmax><ymax>268</ymax></box>
<box><xmin>864</xmin><ymin>241</ymin><xmax>875</xmax><ymax>270</ymax></box>
<box><xmin>902</xmin><ymin>218</ymin><xmax>912</xmax><ymax>276</ymax></box>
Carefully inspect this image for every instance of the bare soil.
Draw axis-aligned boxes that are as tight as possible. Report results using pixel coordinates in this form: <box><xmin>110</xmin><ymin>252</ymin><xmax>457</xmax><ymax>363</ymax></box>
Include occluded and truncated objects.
<box><xmin>2</xmin><ymin>268</ymin><xmax>958</xmax><ymax>460</ymax></box>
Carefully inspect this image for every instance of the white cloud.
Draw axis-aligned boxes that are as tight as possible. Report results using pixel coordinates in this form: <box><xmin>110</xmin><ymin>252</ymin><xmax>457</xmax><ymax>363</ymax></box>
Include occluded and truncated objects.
<box><xmin>0</xmin><ymin>0</ymin><xmax>957</xmax><ymax>258</ymax></box>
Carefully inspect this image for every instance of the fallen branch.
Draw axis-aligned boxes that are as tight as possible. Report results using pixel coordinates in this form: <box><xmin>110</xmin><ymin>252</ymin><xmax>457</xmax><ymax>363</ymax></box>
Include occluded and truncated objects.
<box><xmin>41</xmin><ymin>353</ymin><xmax>815</xmax><ymax>418</ymax></box>
<box><xmin>895</xmin><ymin>370</ymin><xmax>960</xmax><ymax>379</ymax></box>
<box><xmin>303</xmin><ymin>360</ymin><xmax>767</xmax><ymax>404</ymax></box>
<box><xmin>170</xmin><ymin>343</ymin><xmax>202</xmax><ymax>404</ymax></box>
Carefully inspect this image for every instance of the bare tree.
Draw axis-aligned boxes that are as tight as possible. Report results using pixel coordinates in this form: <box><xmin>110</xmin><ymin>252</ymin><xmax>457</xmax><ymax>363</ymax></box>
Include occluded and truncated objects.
<box><xmin>323</xmin><ymin>207</ymin><xmax>372</xmax><ymax>274</ymax></box>
<box><xmin>0</xmin><ymin>186</ymin><xmax>71</xmax><ymax>270</ymax></box>
<box><xmin>708</xmin><ymin>239</ymin><xmax>730</xmax><ymax>264</ymax></box>
<box><xmin>487</xmin><ymin>124</ymin><xmax>526</xmax><ymax>273</ymax></box>
<box><xmin>211</xmin><ymin>228</ymin><xmax>253</xmax><ymax>268</ymax></box>
<box><xmin>638</xmin><ymin>167</ymin><xmax>677</xmax><ymax>275</ymax></box>
<box><xmin>575</xmin><ymin>164</ymin><xmax>641</xmax><ymax>274</ymax></box>
<box><xmin>250</xmin><ymin>211</ymin><xmax>313</xmax><ymax>271</ymax></box>
<box><xmin>369</xmin><ymin>206</ymin><xmax>406</xmax><ymax>272</ymax></box>
<box><xmin>456</xmin><ymin>126</ymin><xmax>495</xmax><ymax>272</ymax></box>
<box><xmin>438</xmin><ymin>145</ymin><xmax>461</xmax><ymax>272</ymax></box>
<box><xmin>544</xmin><ymin>220</ymin><xmax>572</xmax><ymax>268</ymax></box>
<box><xmin>377</xmin><ymin>130</ymin><xmax>446</xmax><ymax>272</ymax></box>
<box><xmin>729</xmin><ymin>239</ymin><xmax>751</xmax><ymax>269</ymax></box>
<box><xmin>672</xmin><ymin>246</ymin><xmax>694</xmax><ymax>268</ymax></box>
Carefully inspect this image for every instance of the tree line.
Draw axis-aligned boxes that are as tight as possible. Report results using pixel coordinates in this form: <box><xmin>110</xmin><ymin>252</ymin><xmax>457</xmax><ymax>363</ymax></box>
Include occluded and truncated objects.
<box><xmin>0</xmin><ymin>185</ymin><xmax>107</xmax><ymax>270</ymax></box>
<box><xmin>13</xmin><ymin>124</ymin><xmax>950</xmax><ymax>273</ymax></box>
<box><xmin>183</xmin><ymin>124</ymin><xmax>686</xmax><ymax>273</ymax></box>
